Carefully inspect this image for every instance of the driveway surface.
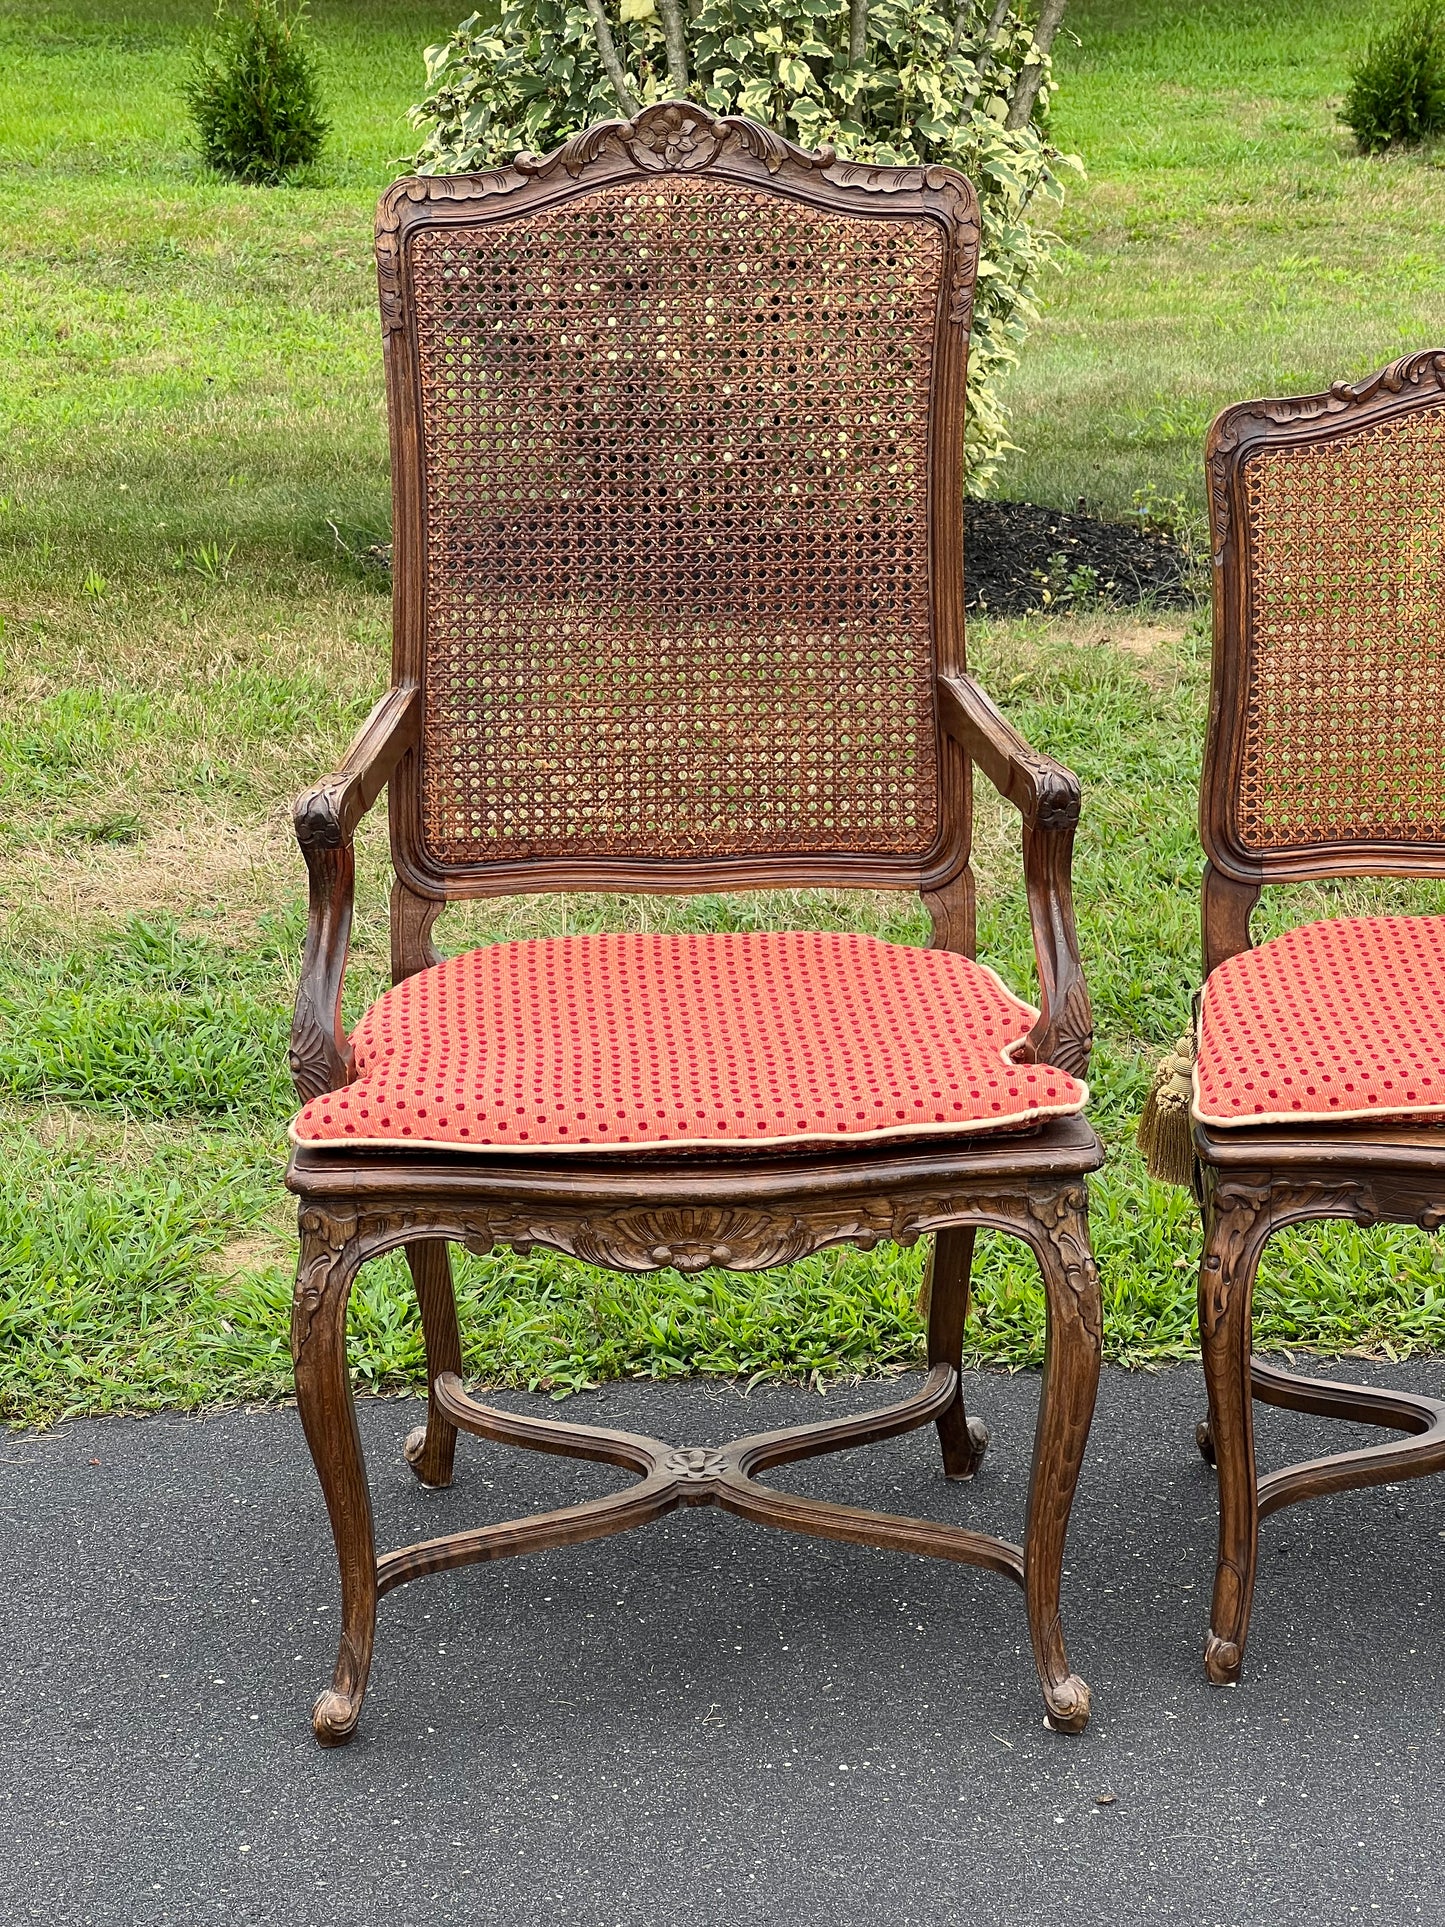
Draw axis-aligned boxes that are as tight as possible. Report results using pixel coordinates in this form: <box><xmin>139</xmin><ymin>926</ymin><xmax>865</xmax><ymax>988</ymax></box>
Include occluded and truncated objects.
<box><xmin>2</xmin><ymin>1361</ymin><xmax>1442</xmax><ymax>1925</ymax></box>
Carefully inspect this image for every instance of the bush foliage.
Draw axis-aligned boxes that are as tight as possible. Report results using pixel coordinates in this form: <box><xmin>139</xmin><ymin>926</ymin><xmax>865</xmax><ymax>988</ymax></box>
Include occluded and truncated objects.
<box><xmin>408</xmin><ymin>0</ymin><xmax>1081</xmax><ymax>493</ymax></box>
<box><xmin>1342</xmin><ymin>0</ymin><xmax>1445</xmax><ymax>152</ymax></box>
<box><xmin>184</xmin><ymin>0</ymin><xmax>330</xmax><ymax>184</ymax></box>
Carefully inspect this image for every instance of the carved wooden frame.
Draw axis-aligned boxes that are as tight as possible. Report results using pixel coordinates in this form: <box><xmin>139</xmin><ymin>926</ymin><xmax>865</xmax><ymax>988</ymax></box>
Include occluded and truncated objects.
<box><xmin>376</xmin><ymin>101</ymin><xmax>980</xmax><ymax>906</ymax></box>
<box><xmin>1191</xmin><ymin>352</ymin><xmax>1445</xmax><ymax>1685</ymax></box>
<box><xmin>288</xmin><ymin>1134</ymin><xmax>1103</xmax><ymax>1745</ymax></box>
<box><xmin>286</xmin><ymin>103</ymin><xmax>1103</xmax><ymax>1748</ymax></box>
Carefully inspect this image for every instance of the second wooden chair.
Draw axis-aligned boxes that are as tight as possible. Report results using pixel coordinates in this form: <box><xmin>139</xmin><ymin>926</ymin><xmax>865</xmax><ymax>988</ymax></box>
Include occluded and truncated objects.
<box><xmin>1141</xmin><ymin>351</ymin><xmax>1445</xmax><ymax>1684</ymax></box>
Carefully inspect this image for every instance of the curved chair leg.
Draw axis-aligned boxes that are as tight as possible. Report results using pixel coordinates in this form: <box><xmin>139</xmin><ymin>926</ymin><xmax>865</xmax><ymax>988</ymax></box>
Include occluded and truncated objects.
<box><xmin>925</xmin><ymin>1226</ymin><xmax>990</xmax><ymax>1479</ymax></box>
<box><xmin>1197</xmin><ymin>1182</ymin><xmax>1272</xmax><ymax>1686</ymax></box>
<box><xmin>403</xmin><ymin>1239</ymin><xmax>463</xmax><ymax>1488</ymax></box>
<box><xmin>293</xmin><ymin>1209</ymin><xmax>376</xmax><ymax>1747</ymax></box>
<box><xmin>1021</xmin><ymin>1185</ymin><xmax>1101</xmax><ymax>1734</ymax></box>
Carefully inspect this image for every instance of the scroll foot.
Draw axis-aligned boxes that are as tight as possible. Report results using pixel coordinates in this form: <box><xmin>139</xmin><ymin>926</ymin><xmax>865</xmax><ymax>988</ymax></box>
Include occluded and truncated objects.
<box><xmin>312</xmin><ymin>1687</ymin><xmax>363</xmax><ymax>1747</ymax></box>
<box><xmin>405</xmin><ymin>1423</ymin><xmax>453</xmax><ymax>1488</ymax></box>
<box><xmin>942</xmin><ymin>1414</ymin><xmax>991</xmax><ymax>1481</ymax></box>
<box><xmin>1042</xmin><ymin>1673</ymin><xmax>1092</xmax><ymax>1734</ymax></box>
<box><xmin>1204</xmin><ymin>1635</ymin><xmax>1242</xmax><ymax>1686</ymax></box>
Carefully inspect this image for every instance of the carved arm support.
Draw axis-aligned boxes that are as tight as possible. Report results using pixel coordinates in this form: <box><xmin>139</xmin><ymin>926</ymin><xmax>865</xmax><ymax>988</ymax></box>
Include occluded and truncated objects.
<box><xmin>938</xmin><ymin>673</ymin><xmax>1091</xmax><ymax>1078</ymax></box>
<box><xmin>290</xmin><ymin>685</ymin><xmax>420</xmax><ymax>1102</ymax></box>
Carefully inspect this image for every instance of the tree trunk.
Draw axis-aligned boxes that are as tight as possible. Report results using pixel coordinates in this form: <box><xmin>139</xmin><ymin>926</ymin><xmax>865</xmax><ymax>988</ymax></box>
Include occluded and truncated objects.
<box><xmin>850</xmin><ymin>0</ymin><xmax>869</xmax><ymax>66</ymax></box>
<box><xmin>1004</xmin><ymin>0</ymin><xmax>1068</xmax><ymax>129</ymax></box>
<box><xmin>583</xmin><ymin>0</ymin><xmax>641</xmax><ymax>117</ymax></box>
<box><xmin>656</xmin><ymin>0</ymin><xmax>691</xmax><ymax>93</ymax></box>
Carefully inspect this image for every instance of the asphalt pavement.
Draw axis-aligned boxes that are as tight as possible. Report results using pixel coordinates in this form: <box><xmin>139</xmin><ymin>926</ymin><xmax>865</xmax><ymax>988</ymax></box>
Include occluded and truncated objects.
<box><xmin>3</xmin><ymin>1360</ymin><xmax>1443</xmax><ymax>1926</ymax></box>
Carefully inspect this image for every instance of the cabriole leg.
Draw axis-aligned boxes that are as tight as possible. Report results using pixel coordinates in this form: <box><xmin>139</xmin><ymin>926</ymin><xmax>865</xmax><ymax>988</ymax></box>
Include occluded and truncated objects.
<box><xmin>1022</xmin><ymin>1184</ymin><xmax>1101</xmax><ymax>1734</ymax></box>
<box><xmin>293</xmin><ymin>1207</ymin><xmax>376</xmax><ymax>1747</ymax></box>
<box><xmin>1198</xmin><ymin>1178</ymin><xmax>1271</xmax><ymax>1686</ymax></box>
<box><xmin>925</xmin><ymin>1226</ymin><xmax>990</xmax><ymax>1479</ymax></box>
<box><xmin>404</xmin><ymin>1239</ymin><xmax>463</xmax><ymax>1488</ymax></box>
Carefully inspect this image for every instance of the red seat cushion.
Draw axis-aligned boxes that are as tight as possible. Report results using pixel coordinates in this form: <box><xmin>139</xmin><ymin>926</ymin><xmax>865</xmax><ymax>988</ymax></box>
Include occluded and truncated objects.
<box><xmin>1195</xmin><ymin>914</ymin><xmax>1445</xmax><ymax>1128</ymax></box>
<box><xmin>291</xmin><ymin>931</ymin><xmax>1086</xmax><ymax>1154</ymax></box>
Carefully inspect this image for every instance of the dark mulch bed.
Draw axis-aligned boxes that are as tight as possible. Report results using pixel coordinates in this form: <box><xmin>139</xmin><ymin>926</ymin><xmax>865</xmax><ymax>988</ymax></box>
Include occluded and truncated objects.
<box><xmin>345</xmin><ymin>500</ymin><xmax>1198</xmax><ymax>619</ymax></box>
<box><xmin>964</xmin><ymin>499</ymin><xmax>1197</xmax><ymax>616</ymax></box>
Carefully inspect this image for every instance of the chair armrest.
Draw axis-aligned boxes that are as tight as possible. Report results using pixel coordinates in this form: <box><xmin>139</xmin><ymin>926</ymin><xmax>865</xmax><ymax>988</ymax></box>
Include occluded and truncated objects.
<box><xmin>293</xmin><ymin>683</ymin><xmax>420</xmax><ymax>853</ymax></box>
<box><xmin>938</xmin><ymin>673</ymin><xmax>1092</xmax><ymax>1078</ymax></box>
<box><xmin>289</xmin><ymin>686</ymin><xmax>420</xmax><ymax>1102</ymax></box>
<box><xmin>939</xmin><ymin>672</ymin><xmax>1081</xmax><ymax>832</ymax></box>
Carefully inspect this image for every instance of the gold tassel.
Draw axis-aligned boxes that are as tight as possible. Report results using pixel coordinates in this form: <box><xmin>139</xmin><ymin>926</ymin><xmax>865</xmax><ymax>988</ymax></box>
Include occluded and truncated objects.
<box><xmin>1136</xmin><ymin>1035</ymin><xmax>1197</xmax><ymax>1189</ymax></box>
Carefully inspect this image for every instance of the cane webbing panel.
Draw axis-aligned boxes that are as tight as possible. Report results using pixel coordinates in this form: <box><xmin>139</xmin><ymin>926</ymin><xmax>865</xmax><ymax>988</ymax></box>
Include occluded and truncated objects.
<box><xmin>407</xmin><ymin>174</ymin><xmax>945</xmax><ymax>868</ymax></box>
<box><xmin>1236</xmin><ymin>403</ymin><xmax>1445</xmax><ymax>851</ymax></box>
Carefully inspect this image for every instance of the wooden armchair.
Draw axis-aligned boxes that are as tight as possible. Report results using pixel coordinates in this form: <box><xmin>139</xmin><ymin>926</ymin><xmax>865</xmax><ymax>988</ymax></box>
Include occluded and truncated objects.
<box><xmin>1179</xmin><ymin>352</ymin><xmax>1445</xmax><ymax>1685</ymax></box>
<box><xmin>285</xmin><ymin>103</ymin><xmax>1103</xmax><ymax>1747</ymax></box>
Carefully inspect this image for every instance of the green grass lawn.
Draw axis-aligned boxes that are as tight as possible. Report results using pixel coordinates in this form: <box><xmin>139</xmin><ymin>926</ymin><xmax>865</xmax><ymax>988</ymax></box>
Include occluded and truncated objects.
<box><xmin>3</xmin><ymin>0</ymin><xmax>1445</xmax><ymax>1425</ymax></box>
<box><xmin>1005</xmin><ymin>0</ymin><xmax>1445</xmax><ymax>522</ymax></box>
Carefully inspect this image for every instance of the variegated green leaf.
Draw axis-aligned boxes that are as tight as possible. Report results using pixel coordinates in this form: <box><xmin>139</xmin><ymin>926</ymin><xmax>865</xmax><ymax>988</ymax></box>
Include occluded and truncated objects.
<box><xmin>407</xmin><ymin>0</ymin><xmax>1080</xmax><ymax>491</ymax></box>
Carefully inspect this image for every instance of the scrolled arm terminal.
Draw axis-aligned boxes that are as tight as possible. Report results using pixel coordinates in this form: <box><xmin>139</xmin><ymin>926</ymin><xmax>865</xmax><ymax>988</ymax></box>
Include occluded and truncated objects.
<box><xmin>938</xmin><ymin>673</ymin><xmax>1091</xmax><ymax>1079</ymax></box>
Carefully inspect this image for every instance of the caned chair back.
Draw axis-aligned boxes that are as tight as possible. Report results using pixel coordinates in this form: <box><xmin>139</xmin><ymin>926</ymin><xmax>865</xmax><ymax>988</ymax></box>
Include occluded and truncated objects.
<box><xmin>1202</xmin><ymin>353</ymin><xmax>1445</xmax><ymax>888</ymax></box>
<box><xmin>376</xmin><ymin>105</ymin><xmax>979</xmax><ymax>900</ymax></box>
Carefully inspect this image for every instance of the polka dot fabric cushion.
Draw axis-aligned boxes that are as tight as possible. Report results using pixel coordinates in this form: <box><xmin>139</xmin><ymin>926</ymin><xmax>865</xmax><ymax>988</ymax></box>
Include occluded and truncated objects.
<box><xmin>1195</xmin><ymin>915</ymin><xmax>1445</xmax><ymax>1128</ymax></box>
<box><xmin>291</xmin><ymin>931</ymin><xmax>1086</xmax><ymax>1154</ymax></box>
